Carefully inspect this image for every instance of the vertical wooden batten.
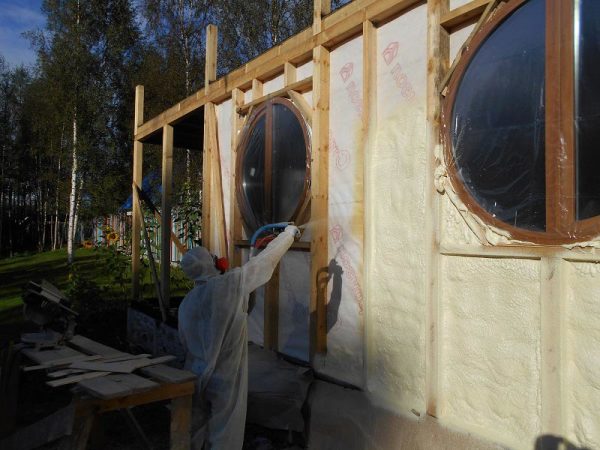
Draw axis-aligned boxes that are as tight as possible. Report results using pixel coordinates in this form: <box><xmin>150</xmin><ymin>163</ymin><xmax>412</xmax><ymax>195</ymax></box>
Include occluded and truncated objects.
<box><xmin>313</xmin><ymin>0</ymin><xmax>332</xmax><ymax>34</ymax></box>
<box><xmin>161</xmin><ymin>125</ymin><xmax>174</xmax><ymax>310</ymax></box>
<box><xmin>202</xmin><ymin>25</ymin><xmax>219</xmax><ymax>251</ymax></box>
<box><xmin>425</xmin><ymin>0</ymin><xmax>450</xmax><ymax>418</ymax></box>
<box><xmin>230</xmin><ymin>88</ymin><xmax>245</xmax><ymax>266</ymax></box>
<box><xmin>310</xmin><ymin>45</ymin><xmax>330</xmax><ymax>359</ymax></box>
<box><xmin>132</xmin><ymin>85</ymin><xmax>144</xmax><ymax>301</ymax></box>
<box><xmin>362</xmin><ymin>19</ymin><xmax>377</xmax><ymax>388</ymax></box>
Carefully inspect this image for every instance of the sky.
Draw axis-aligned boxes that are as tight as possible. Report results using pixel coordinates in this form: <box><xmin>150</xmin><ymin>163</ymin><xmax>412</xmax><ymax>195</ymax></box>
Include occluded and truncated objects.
<box><xmin>0</xmin><ymin>0</ymin><xmax>45</xmax><ymax>68</ymax></box>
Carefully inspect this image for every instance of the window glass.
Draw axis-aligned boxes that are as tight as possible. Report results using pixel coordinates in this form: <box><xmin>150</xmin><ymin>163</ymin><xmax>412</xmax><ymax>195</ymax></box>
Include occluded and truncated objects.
<box><xmin>271</xmin><ymin>103</ymin><xmax>308</xmax><ymax>223</ymax></box>
<box><xmin>241</xmin><ymin>115</ymin><xmax>267</xmax><ymax>226</ymax></box>
<box><xmin>575</xmin><ymin>0</ymin><xmax>600</xmax><ymax>220</ymax></box>
<box><xmin>451</xmin><ymin>0</ymin><xmax>546</xmax><ymax>231</ymax></box>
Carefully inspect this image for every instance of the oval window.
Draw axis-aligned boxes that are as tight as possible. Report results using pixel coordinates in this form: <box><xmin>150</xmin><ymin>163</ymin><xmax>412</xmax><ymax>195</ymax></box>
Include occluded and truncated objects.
<box><xmin>444</xmin><ymin>0</ymin><xmax>600</xmax><ymax>243</ymax></box>
<box><xmin>236</xmin><ymin>98</ymin><xmax>310</xmax><ymax>232</ymax></box>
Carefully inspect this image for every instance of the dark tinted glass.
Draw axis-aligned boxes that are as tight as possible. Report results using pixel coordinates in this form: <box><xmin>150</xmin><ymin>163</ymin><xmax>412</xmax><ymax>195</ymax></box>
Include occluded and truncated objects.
<box><xmin>575</xmin><ymin>0</ymin><xmax>600</xmax><ymax>220</ymax></box>
<box><xmin>242</xmin><ymin>115</ymin><xmax>267</xmax><ymax>226</ymax></box>
<box><xmin>451</xmin><ymin>0</ymin><xmax>546</xmax><ymax>231</ymax></box>
<box><xmin>271</xmin><ymin>103</ymin><xmax>308</xmax><ymax>222</ymax></box>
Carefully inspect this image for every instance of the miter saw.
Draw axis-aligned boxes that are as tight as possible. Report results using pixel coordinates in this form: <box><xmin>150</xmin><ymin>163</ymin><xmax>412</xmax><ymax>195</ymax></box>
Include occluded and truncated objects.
<box><xmin>21</xmin><ymin>280</ymin><xmax>78</xmax><ymax>347</ymax></box>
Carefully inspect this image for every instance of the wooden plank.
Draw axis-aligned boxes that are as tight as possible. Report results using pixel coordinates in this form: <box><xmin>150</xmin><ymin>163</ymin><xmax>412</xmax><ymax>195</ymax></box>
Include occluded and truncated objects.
<box><xmin>310</xmin><ymin>45</ymin><xmax>330</xmax><ymax>359</ymax></box>
<box><xmin>161</xmin><ymin>124</ymin><xmax>174</xmax><ymax>309</ymax></box>
<box><xmin>132</xmin><ymin>85</ymin><xmax>144</xmax><ymax>302</ymax></box>
<box><xmin>68</xmin><ymin>335</ymin><xmax>128</xmax><ymax>358</ymax></box>
<box><xmin>140</xmin><ymin>364</ymin><xmax>196</xmax><ymax>384</ymax></box>
<box><xmin>230</xmin><ymin>88</ymin><xmax>245</xmax><ymax>266</ymax></box>
<box><xmin>21</xmin><ymin>346</ymin><xmax>84</xmax><ymax>365</ymax></box>
<box><xmin>313</xmin><ymin>0</ymin><xmax>332</xmax><ymax>34</ymax></box>
<box><xmin>89</xmin><ymin>381</ymin><xmax>194</xmax><ymax>413</ymax></box>
<box><xmin>77</xmin><ymin>374</ymin><xmax>159</xmax><ymax>400</ymax></box>
<box><xmin>252</xmin><ymin>79</ymin><xmax>263</xmax><ymax>99</ymax></box>
<box><xmin>238</xmin><ymin>77</ymin><xmax>313</xmax><ymax>115</ymax></box>
<box><xmin>440</xmin><ymin>0</ymin><xmax>490</xmax><ymax>31</ymax></box>
<box><xmin>24</xmin><ymin>355</ymin><xmax>102</xmax><ymax>372</ymax></box>
<box><xmin>284</xmin><ymin>62</ymin><xmax>297</xmax><ymax>85</ymax></box>
<box><xmin>264</xmin><ymin>265</ymin><xmax>280</xmax><ymax>351</ymax></box>
<box><xmin>170</xmin><ymin>395</ymin><xmax>192</xmax><ymax>450</ymax></box>
<box><xmin>69</xmin><ymin>355</ymin><xmax>176</xmax><ymax>374</ymax></box>
<box><xmin>201</xmin><ymin>104</ymin><xmax>213</xmax><ymax>251</ymax></box>
<box><xmin>206</xmin><ymin>103</ymin><xmax>228</xmax><ymax>256</ymax></box>
<box><xmin>47</xmin><ymin>371</ymin><xmax>110</xmax><ymax>388</ymax></box>
<box><xmin>425</xmin><ymin>0</ymin><xmax>450</xmax><ymax>419</ymax></box>
<box><xmin>205</xmin><ymin>24</ymin><xmax>218</xmax><ymax>87</ymax></box>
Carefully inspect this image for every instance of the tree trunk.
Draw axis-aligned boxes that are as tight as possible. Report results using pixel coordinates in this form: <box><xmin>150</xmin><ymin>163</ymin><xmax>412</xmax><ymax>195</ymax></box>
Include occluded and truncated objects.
<box><xmin>67</xmin><ymin>113</ymin><xmax>78</xmax><ymax>264</ymax></box>
<box><xmin>53</xmin><ymin>156</ymin><xmax>61</xmax><ymax>250</ymax></box>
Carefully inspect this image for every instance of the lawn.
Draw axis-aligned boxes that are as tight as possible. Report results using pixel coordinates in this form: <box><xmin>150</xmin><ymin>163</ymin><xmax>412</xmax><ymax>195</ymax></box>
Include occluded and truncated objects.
<box><xmin>0</xmin><ymin>247</ymin><xmax>192</xmax><ymax>346</ymax></box>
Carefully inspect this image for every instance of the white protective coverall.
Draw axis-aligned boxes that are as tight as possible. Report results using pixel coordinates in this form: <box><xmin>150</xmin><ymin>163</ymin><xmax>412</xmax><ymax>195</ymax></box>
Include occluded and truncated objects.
<box><xmin>178</xmin><ymin>226</ymin><xmax>298</xmax><ymax>450</ymax></box>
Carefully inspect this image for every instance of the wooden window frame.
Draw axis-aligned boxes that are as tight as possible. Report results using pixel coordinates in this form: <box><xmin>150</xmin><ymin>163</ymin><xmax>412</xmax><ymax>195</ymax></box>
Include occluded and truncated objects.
<box><xmin>235</xmin><ymin>97</ymin><xmax>312</xmax><ymax>233</ymax></box>
<box><xmin>443</xmin><ymin>0</ymin><xmax>600</xmax><ymax>244</ymax></box>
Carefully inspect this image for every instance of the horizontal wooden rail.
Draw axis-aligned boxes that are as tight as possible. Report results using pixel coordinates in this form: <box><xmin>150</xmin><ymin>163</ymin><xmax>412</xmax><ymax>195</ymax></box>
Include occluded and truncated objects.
<box><xmin>238</xmin><ymin>77</ymin><xmax>313</xmax><ymax>115</ymax></box>
<box><xmin>135</xmin><ymin>0</ymin><xmax>423</xmax><ymax>143</ymax></box>
<box><xmin>234</xmin><ymin>239</ymin><xmax>311</xmax><ymax>252</ymax></box>
<box><xmin>441</xmin><ymin>0</ymin><xmax>490</xmax><ymax>31</ymax></box>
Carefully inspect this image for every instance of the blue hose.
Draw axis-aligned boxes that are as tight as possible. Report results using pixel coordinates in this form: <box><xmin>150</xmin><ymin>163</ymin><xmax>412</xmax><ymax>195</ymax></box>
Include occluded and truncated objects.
<box><xmin>250</xmin><ymin>222</ymin><xmax>292</xmax><ymax>247</ymax></box>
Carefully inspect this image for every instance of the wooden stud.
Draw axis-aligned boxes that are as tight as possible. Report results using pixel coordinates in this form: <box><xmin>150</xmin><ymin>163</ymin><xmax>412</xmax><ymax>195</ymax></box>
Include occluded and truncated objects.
<box><xmin>252</xmin><ymin>79</ymin><xmax>263</xmax><ymax>99</ymax></box>
<box><xmin>230</xmin><ymin>89</ymin><xmax>245</xmax><ymax>266</ymax></box>
<box><xmin>313</xmin><ymin>0</ymin><xmax>332</xmax><ymax>34</ymax></box>
<box><xmin>132</xmin><ymin>86</ymin><xmax>144</xmax><ymax>302</ymax></box>
<box><xmin>205</xmin><ymin>24</ymin><xmax>218</xmax><ymax>88</ymax></box>
<box><xmin>362</xmin><ymin>19</ymin><xmax>377</xmax><ymax>387</ymax></box>
<box><xmin>206</xmin><ymin>102</ymin><xmax>228</xmax><ymax>255</ymax></box>
<box><xmin>161</xmin><ymin>124</ymin><xmax>174</xmax><ymax>310</ymax></box>
<box><xmin>202</xmin><ymin>105</ymin><xmax>213</xmax><ymax>251</ymax></box>
<box><xmin>284</xmin><ymin>62</ymin><xmax>297</xmax><ymax>86</ymax></box>
<box><xmin>440</xmin><ymin>0</ymin><xmax>490</xmax><ymax>32</ymax></box>
<box><xmin>310</xmin><ymin>45</ymin><xmax>330</xmax><ymax>358</ymax></box>
<box><xmin>425</xmin><ymin>0</ymin><xmax>450</xmax><ymax>419</ymax></box>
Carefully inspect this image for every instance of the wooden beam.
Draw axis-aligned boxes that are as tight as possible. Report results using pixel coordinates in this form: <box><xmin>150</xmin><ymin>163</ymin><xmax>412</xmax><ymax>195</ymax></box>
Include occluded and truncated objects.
<box><xmin>132</xmin><ymin>85</ymin><xmax>144</xmax><ymax>302</ymax></box>
<box><xmin>252</xmin><ymin>79</ymin><xmax>263</xmax><ymax>99</ymax></box>
<box><xmin>230</xmin><ymin>88</ymin><xmax>245</xmax><ymax>266</ymax></box>
<box><xmin>440</xmin><ymin>0</ymin><xmax>490</xmax><ymax>31</ymax></box>
<box><xmin>425</xmin><ymin>0</ymin><xmax>450</xmax><ymax>419</ymax></box>
<box><xmin>310</xmin><ymin>45</ymin><xmax>330</xmax><ymax>359</ymax></box>
<box><xmin>205</xmin><ymin>24</ymin><xmax>218</xmax><ymax>87</ymax></box>
<box><xmin>161</xmin><ymin>124</ymin><xmax>174</xmax><ymax>309</ymax></box>
<box><xmin>202</xmin><ymin>106</ymin><xmax>213</xmax><ymax>251</ymax></box>
<box><xmin>238</xmin><ymin>77</ymin><xmax>313</xmax><ymax>115</ymax></box>
<box><xmin>134</xmin><ymin>0</ymin><xmax>423</xmax><ymax>143</ymax></box>
<box><xmin>284</xmin><ymin>62</ymin><xmax>297</xmax><ymax>85</ymax></box>
<box><xmin>313</xmin><ymin>0</ymin><xmax>332</xmax><ymax>34</ymax></box>
<box><xmin>362</xmin><ymin>19</ymin><xmax>377</xmax><ymax>387</ymax></box>
<box><xmin>206</xmin><ymin>103</ymin><xmax>228</xmax><ymax>256</ymax></box>
<box><xmin>234</xmin><ymin>239</ymin><xmax>311</xmax><ymax>251</ymax></box>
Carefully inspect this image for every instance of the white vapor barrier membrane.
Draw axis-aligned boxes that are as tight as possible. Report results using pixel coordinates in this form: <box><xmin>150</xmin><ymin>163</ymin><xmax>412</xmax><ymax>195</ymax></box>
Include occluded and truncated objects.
<box><xmin>439</xmin><ymin>256</ymin><xmax>541</xmax><ymax>449</ymax></box>
<box><xmin>367</xmin><ymin>4</ymin><xmax>428</xmax><ymax>411</ymax></box>
<box><xmin>313</xmin><ymin>35</ymin><xmax>365</xmax><ymax>386</ymax></box>
<box><xmin>450</xmin><ymin>23</ymin><xmax>475</xmax><ymax>63</ymax></box>
<box><xmin>565</xmin><ymin>261</ymin><xmax>600</xmax><ymax>449</ymax></box>
<box><xmin>217</xmin><ymin>99</ymin><xmax>233</xmax><ymax>252</ymax></box>
<box><xmin>296</xmin><ymin>61</ymin><xmax>313</xmax><ymax>80</ymax></box>
<box><xmin>263</xmin><ymin>75</ymin><xmax>284</xmax><ymax>95</ymax></box>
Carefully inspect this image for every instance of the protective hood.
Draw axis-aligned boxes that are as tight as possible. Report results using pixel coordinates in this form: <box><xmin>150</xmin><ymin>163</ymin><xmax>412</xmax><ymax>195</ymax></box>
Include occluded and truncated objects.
<box><xmin>180</xmin><ymin>246</ymin><xmax>220</xmax><ymax>282</ymax></box>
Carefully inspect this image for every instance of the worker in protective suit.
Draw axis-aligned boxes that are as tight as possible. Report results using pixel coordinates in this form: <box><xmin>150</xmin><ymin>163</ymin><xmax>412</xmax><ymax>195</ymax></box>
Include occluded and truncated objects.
<box><xmin>178</xmin><ymin>225</ymin><xmax>300</xmax><ymax>450</ymax></box>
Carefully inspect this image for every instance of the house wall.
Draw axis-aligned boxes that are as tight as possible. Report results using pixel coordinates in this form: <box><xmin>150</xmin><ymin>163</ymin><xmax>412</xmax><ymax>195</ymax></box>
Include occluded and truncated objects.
<box><xmin>202</xmin><ymin>1</ymin><xmax>600</xmax><ymax>449</ymax></box>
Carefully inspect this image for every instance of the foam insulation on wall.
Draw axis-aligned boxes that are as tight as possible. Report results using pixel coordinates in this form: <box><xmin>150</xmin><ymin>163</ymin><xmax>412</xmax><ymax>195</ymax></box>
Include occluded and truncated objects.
<box><xmin>564</xmin><ymin>261</ymin><xmax>600</xmax><ymax>449</ymax></box>
<box><xmin>315</xmin><ymin>34</ymin><xmax>365</xmax><ymax>386</ymax></box>
<box><xmin>366</xmin><ymin>4</ymin><xmax>428</xmax><ymax>412</ymax></box>
<box><xmin>439</xmin><ymin>256</ymin><xmax>541</xmax><ymax>449</ymax></box>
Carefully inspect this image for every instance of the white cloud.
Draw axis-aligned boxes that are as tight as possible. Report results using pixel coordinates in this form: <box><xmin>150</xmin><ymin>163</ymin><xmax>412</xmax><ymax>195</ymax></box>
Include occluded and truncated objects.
<box><xmin>0</xmin><ymin>0</ymin><xmax>45</xmax><ymax>67</ymax></box>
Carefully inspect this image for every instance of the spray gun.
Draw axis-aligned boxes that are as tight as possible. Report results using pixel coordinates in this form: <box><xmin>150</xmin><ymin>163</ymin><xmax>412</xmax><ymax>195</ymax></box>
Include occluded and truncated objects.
<box><xmin>249</xmin><ymin>222</ymin><xmax>297</xmax><ymax>257</ymax></box>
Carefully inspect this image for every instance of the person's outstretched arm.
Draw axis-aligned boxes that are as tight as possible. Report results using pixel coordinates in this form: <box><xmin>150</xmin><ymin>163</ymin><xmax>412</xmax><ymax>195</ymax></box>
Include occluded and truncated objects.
<box><xmin>241</xmin><ymin>225</ymin><xmax>299</xmax><ymax>296</ymax></box>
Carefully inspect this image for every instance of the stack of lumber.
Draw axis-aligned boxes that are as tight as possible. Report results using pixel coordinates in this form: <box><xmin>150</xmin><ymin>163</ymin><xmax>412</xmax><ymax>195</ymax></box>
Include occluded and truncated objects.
<box><xmin>21</xmin><ymin>334</ymin><xmax>193</xmax><ymax>400</ymax></box>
